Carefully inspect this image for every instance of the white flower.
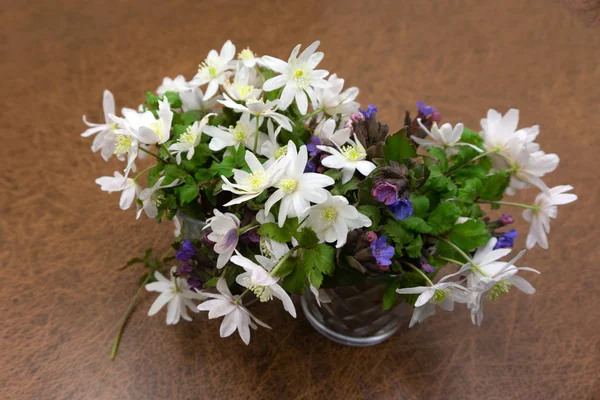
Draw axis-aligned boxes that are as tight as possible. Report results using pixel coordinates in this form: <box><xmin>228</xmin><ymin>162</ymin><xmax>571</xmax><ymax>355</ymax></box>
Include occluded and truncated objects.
<box><xmin>168</xmin><ymin>113</ymin><xmax>215</xmax><ymax>164</ymax></box>
<box><xmin>464</xmin><ymin>238</ymin><xmax>540</xmax><ymax>325</ymax></box>
<box><xmin>136</xmin><ymin>176</ymin><xmax>181</xmax><ymax>219</ymax></box>
<box><xmin>145</xmin><ymin>268</ymin><xmax>206</xmax><ymax>325</ymax></box>
<box><xmin>223</xmin><ymin>66</ymin><xmax>263</xmax><ymax>101</ymax></box>
<box><xmin>156</xmin><ymin>75</ymin><xmax>189</xmax><ymax>96</ymax></box>
<box><xmin>480</xmin><ymin>108</ymin><xmax>540</xmax><ymax>157</ymax></box>
<box><xmin>396</xmin><ymin>266</ymin><xmax>471</xmax><ymax>328</ymax></box>
<box><xmin>260</xmin><ymin>120</ymin><xmax>284</xmax><ymax>160</ymax></box>
<box><xmin>109</xmin><ymin>114</ymin><xmax>140</xmax><ymax>175</ymax></box>
<box><xmin>412</xmin><ymin>119</ymin><xmax>482</xmax><ymax>155</ymax></box>
<box><xmin>314</xmin><ymin>118</ymin><xmax>351</xmax><ymax>147</ymax></box>
<box><xmin>256</xmin><ymin>210</ymin><xmax>293</xmax><ymax>258</ymax></box>
<box><xmin>522</xmin><ymin>185</ymin><xmax>577</xmax><ymax>249</ymax></box>
<box><xmin>312</xmin><ymin>74</ymin><xmax>359</xmax><ymax>117</ymax></box>
<box><xmin>318</xmin><ymin>133</ymin><xmax>376</xmax><ymax>183</ymax></box>
<box><xmin>81</xmin><ymin>89</ymin><xmax>117</xmax><ymax>161</ymax></box>
<box><xmin>303</xmin><ymin>192</ymin><xmax>371</xmax><ymax>248</ymax></box>
<box><xmin>95</xmin><ymin>171</ymin><xmax>140</xmax><ymax>210</ymax></box>
<box><xmin>237</xmin><ymin>47</ymin><xmax>262</xmax><ymax>69</ymax></box>
<box><xmin>202</xmin><ymin>112</ymin><xmax>268</xmax><ymax>154</ymax></box>
<box><xmin>198</xmin><ymin>277</ymin><xmax>270</xmax><ymax>345</ymax></box>
<box><xmin>156</xmin><ymin>74</ymin><xmax>214</xmax><ymax>112</ymax></box>
<box><xmin>221</xmin><ymin>150</ymin><xmax>289</xmax><ymax>206</ymax></box>
<box><xmin>173</xmin><ymin>215</ymin><xmax>182</xmax><ymax>237</ymax></box>
<box><xmin>204</xmin><ymin>209</ymin><xmax>240</xmax><ymax>269</ymax></box>
<box><xmin>129</xmin><ymin>97</ymin><xmax>173</xmax><ymax>146</ymax></box>
<box><xmin>262</xmin><ymin>40</ymin><xmax>330</xmax><ymax>114</ymax></box>
<box><xmin>219</xmin><ymin>94</ymin><xmax>293</xmax><ymax>131</ymax></box>
<box><xmin>264</xmin><ymin>141</ymin><xmax>335</xmax><ymax>227</ymax></box>
<box><xmin>190</xmin><ymin>40</ymin><xmax>236</xmax><ymax>101</ymax></box>
<box><xmin>231</xmin><ymin>251</ymin><xmax>296</xmax><ymax>318</ymax></box>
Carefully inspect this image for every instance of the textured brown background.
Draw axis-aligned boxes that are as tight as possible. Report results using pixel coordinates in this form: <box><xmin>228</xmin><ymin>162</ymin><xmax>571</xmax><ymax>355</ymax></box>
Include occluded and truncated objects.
<box><xmin>1</xmin><ymin>1</ymin><xmax>599</xmax><ymax>399</ymax></box>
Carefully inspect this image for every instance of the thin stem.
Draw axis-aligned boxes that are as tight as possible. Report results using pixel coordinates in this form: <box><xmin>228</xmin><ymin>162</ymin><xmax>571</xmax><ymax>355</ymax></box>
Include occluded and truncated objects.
<box><xmin>132</xmin><ymin>165</ymin><xmax>155</xmax><ymax>182</ymax></box>
<box><xmin>254</xmin><ymin>65</ymin><xmax>266</xmax><ymax>82</ymax></box>
<box><xmin>435</xmin><ymin>237</ymin><xmax>474</xmax><ymax>264</ymax></box>
<box><xmin>477</xmin><ymin>200</ymin><xmax>540</xmax><ymax>211</ymax></box>
<box><xmin>445</xmin><ymin>150</ymin><xmax>495</xmax><ymax>176</ymax></box>
<box><xmin>438</xmin><ymin>256</ymin><xmax>466</xmax><ymax>266</ymax></box>
<box><xmin>404</xmin><ymin>261</ymin><xmax>434</xmax><ymax>286</ymax></box>
<box><xmin>211</xmin><ymin>154</ymin><xmax>220</xmax><ymax>163</ymax></box>
<box><xmin>253</xmin><ymin>117</ymin><xmax>260</xmax><ymax>153</ymax></box>
<box><xmin>300</xmin><ymin>108</ymin><xmax>323</xmax><ymax>121</ymax></box>
<box><xmin>139</xmin><ymin>146</ymin><xmax>162</xmax><ymax>161</ymax></box>
<box><xmin>161</xmin><ymin>144</ymin><xmax>178</xmax><ymax>164</ymax></box>
<box><xmin>110</xmin><ymin>272</ymin><xmax>153</xmax><ymax>360</ymax></box>
<box><xmin>238</xmin><ymin>221</ymin><xmax>259</xmax><ymax>235</ymax></box>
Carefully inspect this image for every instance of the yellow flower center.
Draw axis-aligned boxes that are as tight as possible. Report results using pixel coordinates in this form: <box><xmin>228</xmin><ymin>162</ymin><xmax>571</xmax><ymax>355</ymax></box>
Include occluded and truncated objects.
<box><xmin>179</xmin><ymin>126</ymin><xmax>196</xmax><ymax>146</ymax></box>
<box><xmin>199</xmin><ymin>59</ymin><xmax>220</xmax><ymax>78</ymax></box>
<box><xmin>432</xmin><ymin>289</ymin><xmax>447</xmax><ymax>303</ymax></box>
<box><xmin>244</xmin><ymin>171</ymin><xmax>267</xmax><ymax>191</ymax></box>
<box><xmin>151</xmin><ymin>191</ymin><xmax>165</xmax><ymax>207</ymax></box>
<box><xmin>149</xmin><ymin>120</ymin><xmax>164</xmax><ymax>140</ymax></box>
<box><xmin>488</xmin><ymin>281</ymin><xmax>511</xmax><ymax>301</ymax></box>
<box><xmin>235</xmin><ymin>83</ymin><xmax>255</xmax><ymax>99</ymax></box>
<box><xmin>238</xmin><ymin>48</ymin><xmax>255</xmax><ymax>61</ymax></box>
<box><xmin>250</xmin><ymin>284</ymin><xmax>273</xmax><ymax>302</ymax></box>
<box><xmin>291</xmin><ymin>65</ymin><xmax>312</xmax><ymax>89</ymax></box>
<box><xmin>321</xmin><ymin>207</ymin><xmax>338</xmax><ymax>223</ymax></box>
<box><xmin>274</xmin><ymin>145</ymin><xmax>288</xmax><ymax>159</ymax></box>
<box><xmin>280</xmin><ymin>178</ymin><xmax>298</xmax><ymax>194</ymax></box>
<box><xmin>231</xmin><ymin>122</ymin><xmax>250</xmax><ymax>142</ymax></box>
<box><xmin>341</xmin><ymin>144</ymin><xmax>366</xmax><ymax>161</ymax></box>
<box><xmin>114</xmin><ymin>135</ymin><xmax>132</xmax><ymax>155</ymax></box>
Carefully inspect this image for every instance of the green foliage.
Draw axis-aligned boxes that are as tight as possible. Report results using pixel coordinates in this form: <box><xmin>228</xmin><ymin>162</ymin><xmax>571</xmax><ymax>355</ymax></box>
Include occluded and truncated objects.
<box><xmin>383</xmin><ymin>132</ymin><xmax>417</xmax><ymax>163</ymax></box>
<box><xmin>399</xmin><ymin>216</ymin><xmax>431</xmax><ymax>233</ymax></box>
<box><xmin>177</xmin><ymin>176</ymin><xmax>199</xmax><ymax>205</ymax></box>
<box><xmin>447</xmin><ymin>219</ymin><xmax>491</xmax><ymax>251</ymax></box>
<box><xmin>296</xmin><ymin>227</ymin><xmax>319</xmax><ymax>248</ymax></box>
<box><xmin>480</xmin><ymin>170</ymin><xmax>511</xmax><ymax>201</ymax></box>
<box><xmin>426</xmin><ymin>202</ymin><xmax>461</xmax><ymax>235</ymax></box>
<box><xmin>405</xmin><ymin>235</ymin><xmax>423</xmax><ymax>258</ymax></box>
<box><xmin>314</xmin><ymin>244</ymin><xmax>335</xmax><ymax>276</ymax></box>
<box><xmin>457</xmin><ymin>178</ymin><xmax>483</xmax><ymax>203</ymax></box>
<box><xmin>209</xmin><ymin>157</ymin><xmax>236</xmax><ymax>178</ymax></box>
<box><xmin>382</xmin><ymin>279</ymin><xmax>401</xmax><ymax>310</ymax></box>
<box><xmin>281</xmin><ymin>260</ymin><xmax>306</xmax><ymax>294</ymax></box>
<box><xmin>427</xmin><ymin>147</ymin><xmax>448</xmax><ymax>172</ymax></box>
<box><xmin>357</xmin><ymin>205</ymin><xmax>381</xmax><ymax>230</ymax></box>
<box><xmin>258</xmin><ymin>222</ymin><xmax>293</xmax><ymax>243</ymax></box>
<box><xmin>383</xmin><ymin>220</ymin><xmax>414</xmax><ymax>244</ymax></box>
<box><xmin>409</xmin><ymin>194</ymin><xmax>430</xmax><ymax>218</ymax></box>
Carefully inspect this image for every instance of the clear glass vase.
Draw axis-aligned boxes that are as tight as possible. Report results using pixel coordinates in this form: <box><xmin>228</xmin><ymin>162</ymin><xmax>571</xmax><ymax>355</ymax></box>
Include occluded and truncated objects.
<box><xmin>301</xmin><ymin>279</ymin><xmax>404</xmax><ymax>347</ymax></box>
<box><xmin>177</xmin><ymin>210</ymin><xmax>206</xmax><ymax>240</ymax></box>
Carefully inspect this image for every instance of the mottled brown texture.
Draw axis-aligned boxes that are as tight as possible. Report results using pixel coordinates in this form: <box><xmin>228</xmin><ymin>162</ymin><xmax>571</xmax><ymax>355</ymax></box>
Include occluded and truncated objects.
<box><xmin>1</xmin><ymin>1</ymin><xmax>599</xmax><ymax>399</ymax></box>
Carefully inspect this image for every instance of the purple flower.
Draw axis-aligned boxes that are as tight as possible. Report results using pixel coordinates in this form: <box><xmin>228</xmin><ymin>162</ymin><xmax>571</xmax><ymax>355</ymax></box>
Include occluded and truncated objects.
<box><xmin>359</xmin><ymin>104</ymin><xmax>378</xmax><ymax>119</ymax></box>
<box><xmin>307</xmin><ymin>135</ymin><xmax>322</xmax><ymax>157</ymax></box>
<box><xmin>365</xmin><ymin>231</ymin><xmax>378</xmax><ymax>243</ymax></box>
<box><xmin>416</xmin><ymin>101</ymin><xmax>441</xmax><ymax>123</ymax></box>
<box><xmin>187</xmin><ymin>277</ymin><xmax>203</xmax><ymax>290</ymax></box>
<box><xmin>420</xmin><ymin>261</ymin><xmax>435</xmax><ymax>274</ymax></box>
<box><xmin>304</xmin><ymin>160</ymin><xmax>318</xmax><ymax>173</ymax></box>
<box><xmin>178</xmin><ymin>263</ymin><xmax>193</xmax><ymax>275</ymax></box>
<box><xmin>500</xmin><ymin>213</ymin><xmax>515</xmax><ymax>226</ymax></box>
<box><xmin>494</xmin><ymin>230</ymin><xmax>518</xmax><ymax>249</ymax></box>
<box><xmin>175</xmin><ymin>239</ymin><xmax>195</xmax><ymax>262</ymax></box>
<box><xmin>371</xmin><ymin>182</ymin><xmax>399</xmax><ymax>205</ymax></box>
<box><xmin>350</xmin><ymin>112</ymin><xmax>364</xmax><ymax>123</ymax></box>
<box><xmin>240</xmin><ymin>229</ymin><xmax>261</xmax><ymax>244</ymax></box>
<box><xmin>389</xmin><ymin>199</ymin><xmax>413</xmax><ymax>220</ymax></box>
<box><xmin>370</xmin><ymin>235</ymin><xmax>394</xmax><ymax>270</ymax></box>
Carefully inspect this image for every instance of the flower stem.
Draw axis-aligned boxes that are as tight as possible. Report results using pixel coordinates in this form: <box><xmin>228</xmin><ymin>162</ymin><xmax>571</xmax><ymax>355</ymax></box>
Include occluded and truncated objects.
<box><xmin>109</xmin><ymin>272</ymin><xmax>153</xmax><ymax>360</ymax></box>
<box><xmin>139</xmin><ymin>146</ymin><xmax>162</xmax><ymax>161</ymax></box>
<box><xmin>477</xmin><ymin>200</ymin><xmax>540</xmax><ymax>210</ymax></box>
<box><xmin>404</xmin><ymin>261</ymin><xmax>434</xmax><ymax>286</ymax></box>
<box><xmin>132</xmin><ymin>165</ymin><xmax>155</xmax><ymax>182</ymax></box>
<box><xmin>435</xmin><ymin>237</ymin><xmax>474</xmax><ymax>264</ymax></box>
<box><xmin>438</xmin><ymin>256</ymin><xmax>467</xmax><ymax>266</ymax></box>
<box><xmin>253</xmin><ymin>117</ymin><xmax>260</xmax><ymax>153</ymax></box>
<box><xmin>161</xmin><ymin>144</ymin><xmax>178</xmax><ymax>164</ymax></box>
<box><xmin>238</xmin><ymin>221</ymin><xmax>259</xmax><ymax>235</ymax></box>
<box><xmin>300</xmin><ymin>108</ymin><xmax>323</xmax><ymax>121</ymax></box>
<box><xmin>445</xmin><ymin>149</ymin><xmax>496</xmax><ymax>176</ymax></box>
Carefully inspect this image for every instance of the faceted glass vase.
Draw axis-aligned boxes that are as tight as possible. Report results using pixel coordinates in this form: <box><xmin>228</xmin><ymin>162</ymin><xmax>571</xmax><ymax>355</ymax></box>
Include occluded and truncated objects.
<box><xmin>301</xmin><ymin>279</ymin><xmax>404</xmax><ymax>347</ymax></box>
<box><xmin>177</xmin><ymin>211</ymin><xmax>206</xmax><ymax>240</ymax></box>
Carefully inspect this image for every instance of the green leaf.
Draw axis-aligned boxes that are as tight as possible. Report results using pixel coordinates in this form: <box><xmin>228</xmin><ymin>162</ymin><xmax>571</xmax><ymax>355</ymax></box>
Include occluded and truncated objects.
<box><xmin>257</xmin><ymin>222</ymin><xmax>292</xmax><ymax>243</ymax></box>
<box><xmin>232</xmin><ymin>145</ymin><xmax>246</xmax><ymax>167</ymax></box>
<box><xmin>163</xmin><ymin>91</ymin><xmax>182</xmax><ymax>109</ymax></box>
<box><xmin>405</xmin><ymin>235</ymin><xmax>423</xmax><ymax>258</ymax></box>
<box><xmin>301</xmin><ymin>249</ymin><xmax>317</xmax><ymax>272</ymax></box>
<box><xmin>426</xmin><ymin>202</ymin><xmax>460</xmax><ymax>235</ymax></box>
<box><xmin>460</xmin><ymin>127</ymin><xmax>484</xmax><ymax>147</ymax></box>
<box><xmin>382</xmin><ymin>280</ymin><xmax>400</xmax><ymax>310</ymax></box>
<box><xmin>357</xmin><ymin>205</ymin><xmax>381</xmax><ymax>230</ymax></box>
<box><xmin>180</xmin><ymin>110</ymin><xmax>203</xmax><ymax>125</ymax></box>
<box><xmin>281</xmin><ymin>264</ymin><xmax>306</xmax><ymax>294</ymax></box>
<box><xmin>383</xmin><ymin>132</ymin><xmax>417</xmax><ymax>163</ymax></box>
<box><xmin>314</xmin><ymin>244</ymin><xmax>335</xmax><ymax>276</ymax></box>
<box><xmin>409</xmin><ymin>194</ymin><xmax>430</xmax><ymax>218</ymax></box>
<box><xmin>204</xmin><ymin>277</ymin><xmax>220</xmax><ymax>288</ymax></box>
<box><xmin>427</xmin><ymin>147</ymin><xmax>448</xmax><ymax>172</ymax></box>
<box><xmin>209</xmin><ymin>157</ymin><xmax>236</xmax><ymax>178</ymax></box>
<box><xmin>178</xmin><ymin>182</ymin><xmax>199</xmax><ymax>205</ymax></box>
<box><xmin>457</xmin><ymin>178</ymin><xmax>483</xmax><ymax>204</ymax></box>
<box><xmin>383</xmin><ymin>220</ymin><xmax>415</xmax><ymax>243</ymax></box>
<box><xmin>340</xmin><ymin>178</ymin><xmax>358</xmax><ymax>195</ymax></box>
<box><xmin>296</xmin><ymin>227</ymin><xmax>319</xmax><ymax>248</ymax></box>
<box><xmin>480</xmin><ymin>170</ymin><xmax>511</xmax><ymax>201</ymax></box>
<box><xmin>424</xmin><ymin>164</ymin><xmax>457</xmax><ymax>195</ymax></box>
<box><xmin>163</xmin><ymin>164</ymin><xmax>188</xmax><ymax>180</ymax></box>
<box><xmin>309</xmin><ymin>269</ymin><xmax>323</xmax><ymax>289</ymax></box>
<box><xmin>194</xmin><ymin>168</ymin><xmax>212</xmax><ymax>183</ymax></box>
<box><xmin>273</xmin><ymin>256</ymin><xmax>297</xmax><ymax>278</ymax></box>
<box><xmin>400</xmin><ymin>216</ymin><xmax>432</xmax><ymax>234</ymax></box>
<box><xmin>119</xmin><ymin>257</ymin><xmax>144</xmax><ymax>270</ymax></box>
<box><xmin>448</xmin><ymin>219</ymin><xmax>491</xmax><ymax>251</ymax></box>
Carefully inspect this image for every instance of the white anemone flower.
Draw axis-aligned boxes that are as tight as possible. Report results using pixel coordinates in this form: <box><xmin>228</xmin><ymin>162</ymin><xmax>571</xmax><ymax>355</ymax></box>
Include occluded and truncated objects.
<box><xmin>204</xmin><ymin>209</ymin><xmax>240</xmax><ymax>269</ymax></box>
<box><xmin>190</xmin><ymin>40</ymin><xmax>236</xmax><ymax>101</ymax></box>
<box><xmin>464</xmin><ymin>238</ymin><xmax>540</xmax><ymax>325</ymax></box>
<box><xmin>264</xmin><ymin>141</ymin><xmax>335</xmax><ymax>227</ymax></box>
<box><xmin>109</xmin><ymin>115</ymin><xmax>140</xmax><ymax>175</ymax></box>
<box><xmin>396</xmin><ymin>265</ymin><xmax>471</xmax><ymax>328</ymax></box>
<box><xmin>136</xmin><ymin>176</ymin><xmax>181</xmax><ymax>219</ymax></box>
<box><xmin>480</xmin><ymin>108</ymin><xmax>541</xmax><ymax>158</ymax></box>
<box><xmin>314</xmin><ymin>118</ymin><xmax>351</xmax><ymax>147</ymax></box>
<box><xmin>312</xmin><ymin>74</ymin><xmax>359</xmax><ymax>117</ymax></box>
<box><xmin>231</xmin><ymin>251</ymin><xmax>296</xmax><ymax>318</ymax></box>
<box><xmin>95</xmin><ymin>171</ymin><xmax>140</xmax><ymax>210</ymax></box>
<box><xmin>260</xmin><ymin>120</ymin><xmax>285</xmax><ymax>160</ymax></box>
<box><xmin>262</xmin><ymin>40</ymin><xmax>330</xmax><ymax>114</ymax></box>
<box><xmin>412</xmin><ymin>119</ymin><xmax>483</xmax><ymax>156</ymax></box>
<box><xmin>145</xmin><ymin>267</ymin><xmax>206</xmax><ymax>325</ymax></box>
<box><xmin>317</xmin><ymin>133</ymin><xmax>376</xmax><ymax>183</ymax></box>
<box><xmin>218</xmin><ymin>94</ymin><xmax>293</xmax><ymax>131</ymax></box>
<box><xmin>198</xmin><ymin>277</ymin><xmax>271</xmax><ymax>345</ymax></box>
<box><xmin>303</xmin><ymin>193</ymin><xmax>371</xmax><ymax>248</ymax></box>
<box><xmin>237</xmin><ymin>47</ymin><xmax>262</xmax><ymax>69</ymax></box>
<box><xmin>81</xmin><ymin>89</ymin><xmax>118</xmax><ymax>161</ymax></box>
<box><xmin>256</xmin><ymin>210</ymin><xmax>293</xmax><ymax>259</ymax></box>
<box><xmin>133</xmin><ymin>97</ymin><xmax>173</xmax><ymax>146</ymax></box>
<box><xmin>522</xmin><ymin>185</ymin><xmax>577</xmax><ymax>249</ymax></box>
<box><xmin>202</xmin><ymin>112</ymin><xmax>268</xmax><ymax>154</ymax></box>
<box><xmin>156</xmin><ymin>75</ymin><xmax>189</xmax><ymax>95</ymax></box>
<box><xmin>223</xmin><ymin>66</ymin><xmax>263</xmax><ymax>101</ymax></box>
<box><xmin>156</xmin><ymin>74</ymin><xmax>215</xmax><ymax>112</ymax></box>
<box><xmin>168</xmin><ymin>113</ymin><xmax>215</xmax><ymax>164</ymax></box>
<box><xmin>221</xmin><ymin>151</ymin><xmax>289</xmax><ymax>206</ymax></box>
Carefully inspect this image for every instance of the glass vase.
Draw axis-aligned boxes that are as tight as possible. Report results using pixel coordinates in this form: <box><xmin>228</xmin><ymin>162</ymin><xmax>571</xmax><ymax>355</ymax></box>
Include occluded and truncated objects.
<box><xmin>177</xmin><ymin>210</ymin><xmax>206</xmax><ymax>240</ymax></box>
<box><xmin>301</xmin><ymin>279</ymin><xmax>404</xmax><ymax>347</ymax></box>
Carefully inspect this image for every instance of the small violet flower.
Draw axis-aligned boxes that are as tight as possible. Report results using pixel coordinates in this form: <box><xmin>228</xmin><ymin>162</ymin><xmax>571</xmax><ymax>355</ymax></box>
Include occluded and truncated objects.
<box><xmin>175</xmin><ymin>239</ymin><xmax>195</xmax><ymax>263</ymax></box>
<box><xmin>359</xmin><ymin>104</ymin><xmax>378</xmax><ymax>119</ymax></box>
<box><xmin>420</xmin><ymin>260</ymin><xmax>435</xmax><ymax>274</ymax></box>
<box><xmin>370</xmin><ymin>235</ymin><xmax>394</xmax><ymax>270</ymax></box>
<box><xmin>307</xmin><ymin>135</ymin><xmax>322</xmax><ymax>157</ymax></box>
<box><xmin>365</xmin><ymin>231</ymin><xmax>378</xmax><ymax>243</ymax></box>
<box><xmin>500</xmin><ymin>213</ymin><xmax>515</xmax><ymax>226</ymax></box>
<box><xmin>494</xmin><ymin>230</ymin><xmax>518</xmax><ymax>249</ymax></box>
<box><xmin>350</xmin><ymin>112</ymin><xmax>364</xmax><ymax>123</ymax></box>
<box><xmin>371</xmin><ymin>182</ymin><xmax>399</xmax><ymax>205</ymax></box>
<box><xmin>416</xmin><ymin>100</ymin><xmax>442</xmax><ymax>123</ymax></box>
<box><xmin>178</xmin><ymin>264</ymin><xmax>193</xmax><ymax>275</ymax></box>
<box><xmin>389</xmin><ymin>199</ymin><xmax>413</xmax><ymax>220</ymax></box>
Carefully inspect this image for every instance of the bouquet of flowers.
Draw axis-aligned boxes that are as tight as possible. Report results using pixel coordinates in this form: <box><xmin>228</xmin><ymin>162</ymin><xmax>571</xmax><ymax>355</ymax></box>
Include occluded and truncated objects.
<box><xmin>83</xmin><ymin>40</ymin><xmax>577</xmax><ymax>356</ymax></box>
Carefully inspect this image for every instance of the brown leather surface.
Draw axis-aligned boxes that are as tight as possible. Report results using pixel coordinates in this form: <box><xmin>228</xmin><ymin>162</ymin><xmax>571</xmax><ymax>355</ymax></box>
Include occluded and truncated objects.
<box><xmin>1</xmin><ymin>1</ymin><xmax>599</xmax><ymax>399</ymax></box>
